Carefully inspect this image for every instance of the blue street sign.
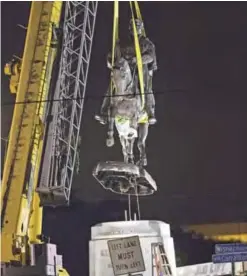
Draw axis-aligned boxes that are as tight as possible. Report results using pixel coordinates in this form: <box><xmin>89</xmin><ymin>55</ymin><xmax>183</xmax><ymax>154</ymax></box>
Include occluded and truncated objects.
<box><xmin>212</xmin><ymin>252</ymin><xmax>247</xmax><ymax>264</ymax></box>
<box><xmin>215</xmin><ymin>243</ymin><xmax>247</xmax><ymax>254</ymax></box>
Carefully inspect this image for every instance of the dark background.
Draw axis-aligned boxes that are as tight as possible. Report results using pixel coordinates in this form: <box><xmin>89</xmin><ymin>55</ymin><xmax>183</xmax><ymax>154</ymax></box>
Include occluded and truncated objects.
<box><xmin>1</xmin><ymin>2</ymin><xmax>247</xmax><ymax>275</ymax></box>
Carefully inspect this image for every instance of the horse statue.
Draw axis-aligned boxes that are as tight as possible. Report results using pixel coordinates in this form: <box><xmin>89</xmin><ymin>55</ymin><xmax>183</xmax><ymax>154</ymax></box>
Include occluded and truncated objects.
<box><xmin>106</xmin><ymin>47</ymin><xmax>149</xmax><ymax>167</ymax></box>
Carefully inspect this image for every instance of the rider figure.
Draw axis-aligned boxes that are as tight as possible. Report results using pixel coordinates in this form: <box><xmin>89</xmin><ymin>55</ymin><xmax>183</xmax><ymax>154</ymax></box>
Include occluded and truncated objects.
<box><xmin>95</xmin><ymin>18</ymin><xmax>157</xmax><ymax>125</ymax></box>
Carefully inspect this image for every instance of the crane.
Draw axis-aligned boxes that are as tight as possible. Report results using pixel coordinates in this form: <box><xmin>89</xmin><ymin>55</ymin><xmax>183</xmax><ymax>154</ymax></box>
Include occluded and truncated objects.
<box><xmin>1</xmin><ymin>1</ymin><xmax>97</xmax><ymax>275</ymax></box>
<box><xmin>1</xmin><ymin>1</ymin><xmax>148</xmax><ymax>275</ymax></box>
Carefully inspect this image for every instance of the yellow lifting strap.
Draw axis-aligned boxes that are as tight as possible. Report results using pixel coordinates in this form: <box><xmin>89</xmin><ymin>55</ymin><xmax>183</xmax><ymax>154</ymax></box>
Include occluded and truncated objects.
<box><xmin>133</xmin><ymin>1</ymin><xmax>146</xmax><ymax>37</ymax></box>
<box><xmin>111</xmin><ymin>1</ymin><xmax>146</xmax><ymax>110</ymax></box>
<box><xmin>110</xmin><ymin>0</ymin><xmax>119</xmax><ymax>96</ymax></box>
<box><xmin>129</xmin><ymin>1</ymin><xmax>145</xmax><ymax>109</ymax></box>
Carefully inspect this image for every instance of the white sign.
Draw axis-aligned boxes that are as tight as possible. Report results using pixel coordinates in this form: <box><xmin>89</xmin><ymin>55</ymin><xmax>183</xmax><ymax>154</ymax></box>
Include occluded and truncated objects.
<box><xmin>107</xmin><ymin>236</ymin><xmax>145</xmax><ymax>276</ymax></box>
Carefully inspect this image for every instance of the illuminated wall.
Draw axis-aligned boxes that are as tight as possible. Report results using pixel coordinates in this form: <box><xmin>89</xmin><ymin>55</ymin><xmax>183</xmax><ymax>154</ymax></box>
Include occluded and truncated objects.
<box><xmin>183</xmin><ymin>223</ymin><xmax>247</xmax><ymax>242</ymax></box>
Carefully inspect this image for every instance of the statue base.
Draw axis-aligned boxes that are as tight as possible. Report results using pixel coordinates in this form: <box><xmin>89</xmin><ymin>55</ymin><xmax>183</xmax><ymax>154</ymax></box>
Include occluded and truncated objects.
<box><xmin>93</xmin><ymin>161</ymin><xmax>157</xmax><ymax>196</ymax></box>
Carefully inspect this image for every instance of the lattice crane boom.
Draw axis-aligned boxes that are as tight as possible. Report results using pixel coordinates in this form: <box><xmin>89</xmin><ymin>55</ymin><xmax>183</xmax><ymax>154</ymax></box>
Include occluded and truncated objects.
<box><xmin>37</xmin><ymin>1</ymin><xmax>98</xmax><ymax>206</ymax></box>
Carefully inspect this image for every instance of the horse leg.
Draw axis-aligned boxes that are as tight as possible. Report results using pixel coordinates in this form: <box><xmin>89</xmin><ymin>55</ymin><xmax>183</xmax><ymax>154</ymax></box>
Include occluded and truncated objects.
<box><xmin>120</xmin><ymin>135</ymin><xmax>128</xmax><ymax>163</ymax></box>
<box><xmin>137</xmin><ymin>123</ymin><xmax>149</xmax><ymax>167</ymax></box>
<box><xmin>127</xmin><ymin>138</ymin><xmax>135</xmax><ymax>164</ymax></box>
<box><xmin>106</xmin><ymin>116</ymin><xmax>115</xmax><ymax>147</ymax></box>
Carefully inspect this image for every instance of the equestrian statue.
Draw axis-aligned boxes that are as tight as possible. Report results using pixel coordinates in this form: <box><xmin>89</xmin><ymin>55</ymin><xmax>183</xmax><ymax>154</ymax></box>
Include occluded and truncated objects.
<box><xmin>95</xmin><ymin>19</ymin><xmax>158</xmax><ymax>167</ymax></box>
<box><xmin>93</xmin><ymin>18</ymin><xmax>158</xmax><ymax>196</ymax></box>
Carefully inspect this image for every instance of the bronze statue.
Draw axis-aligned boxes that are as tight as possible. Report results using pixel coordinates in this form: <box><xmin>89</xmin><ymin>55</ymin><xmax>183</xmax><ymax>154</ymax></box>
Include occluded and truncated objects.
<box><xmin>106</xmin><ymin>45</ymin><xmax>149</xmax><ymax>167</ymax></box>
<box><xmin>95</xmin><ymin>19</ymin><xmax>158</xmax><ymax>167</ymax></box>
<box><xmin>95</xmin><ymin>19</ymin><xmax>157</xmax><ymax>126</ymax></box>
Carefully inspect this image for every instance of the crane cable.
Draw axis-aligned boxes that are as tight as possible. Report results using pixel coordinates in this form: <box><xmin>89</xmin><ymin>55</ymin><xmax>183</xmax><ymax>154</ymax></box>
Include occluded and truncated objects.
<box><xmin>111</xmin><ymin>1</ymin><xmax>146</xmax><ymax>110</ymax></box>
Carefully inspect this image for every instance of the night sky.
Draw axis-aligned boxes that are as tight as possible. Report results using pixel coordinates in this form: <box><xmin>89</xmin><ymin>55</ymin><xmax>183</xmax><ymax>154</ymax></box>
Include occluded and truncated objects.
<box><xmin>1</xmin><ymin>1</ymin><xmax>247</xmax><ymax>275</ymax></box>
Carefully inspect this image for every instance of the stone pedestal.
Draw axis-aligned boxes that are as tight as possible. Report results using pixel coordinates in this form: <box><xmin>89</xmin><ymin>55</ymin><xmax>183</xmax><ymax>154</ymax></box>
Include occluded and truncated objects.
<box><xmin>89</xmin><ymin>220</ymin><xmax>177</xmax><ymax>276</ymax></box>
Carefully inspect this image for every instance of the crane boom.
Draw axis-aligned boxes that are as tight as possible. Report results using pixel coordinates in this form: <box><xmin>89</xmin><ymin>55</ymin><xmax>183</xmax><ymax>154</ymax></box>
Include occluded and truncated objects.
<box><xmin>37</xmin><ymin>1</ymin><xmax>98</xmax><ymax>206</ymax></box>
<box><xmin>1</xmin><ymin>1</ymin><xmax>62</xmax><ymax>263</ymax></box>
<box><xmin>1</xmin><ymin>1</ymin><xmax>98</xmax><ymax>274</ymax></box>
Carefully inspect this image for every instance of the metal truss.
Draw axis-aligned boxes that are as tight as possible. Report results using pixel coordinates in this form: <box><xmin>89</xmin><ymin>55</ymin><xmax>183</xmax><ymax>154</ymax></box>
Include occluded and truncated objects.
<box><xmin>37</xmin><ymin>1</ymin><xmax>98</xmax><ymax>206</ymax></box>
